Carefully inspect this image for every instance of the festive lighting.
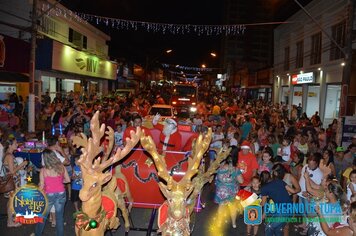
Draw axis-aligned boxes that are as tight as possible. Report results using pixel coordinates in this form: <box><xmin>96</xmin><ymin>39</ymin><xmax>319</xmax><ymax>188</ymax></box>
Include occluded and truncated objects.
<box><xmin>207</xmin><ymin>200</ymin><xmax>244</xmax><ymax>236</ymax></box>
<box><xmin>42</xmin><ymin>3</ymin><xmax>246</xmax><ymax>36</ymax></box>
<box><xmin>162</xmin><ymin>63</ymin><xmax>214</xmax><ymax>72</ymax></box>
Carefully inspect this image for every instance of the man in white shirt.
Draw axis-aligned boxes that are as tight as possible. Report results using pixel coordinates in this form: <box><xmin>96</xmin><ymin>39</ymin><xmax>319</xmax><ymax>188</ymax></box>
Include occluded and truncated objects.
<box><xmin>297</xmin><ymin>153</ymin><xmax>323</xmax><ymax>232</ymax></box>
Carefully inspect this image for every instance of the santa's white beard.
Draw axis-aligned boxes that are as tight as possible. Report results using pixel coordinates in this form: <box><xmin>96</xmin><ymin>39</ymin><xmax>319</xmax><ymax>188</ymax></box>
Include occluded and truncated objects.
<box><xmin>163</xmin><ymin>125</ymin><xmax>176</xmax><ymax>136</ymax></box>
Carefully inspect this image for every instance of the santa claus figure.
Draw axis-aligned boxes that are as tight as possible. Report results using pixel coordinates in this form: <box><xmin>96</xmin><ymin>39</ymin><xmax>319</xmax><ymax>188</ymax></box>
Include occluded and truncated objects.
<box><xmin>153</xmin><ymin>114</ymin><xmax>182</xmax><ymax>153</ymax></box>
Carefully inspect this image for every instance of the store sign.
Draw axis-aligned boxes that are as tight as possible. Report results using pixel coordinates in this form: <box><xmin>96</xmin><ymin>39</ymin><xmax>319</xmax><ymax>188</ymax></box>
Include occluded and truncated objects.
<box><xmin>51</xmin><ymin>41</ymin><xmax>117</xmax><ymax>80</ymax></box>
<box><xmin>291</xmin><ymin>72</ymin><xmax>314</xmax><ymax>84</ymax></box>
<box><xmin>0</xmin><ymin>86</ymin><xmax>16</xmax><ymax>93</ymax></box>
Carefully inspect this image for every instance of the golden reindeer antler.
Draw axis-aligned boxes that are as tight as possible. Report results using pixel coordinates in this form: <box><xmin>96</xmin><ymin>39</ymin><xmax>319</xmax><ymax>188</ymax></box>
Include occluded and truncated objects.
<box><xmin>140</xmin><ymin>130</ymin><xmax>173</xmax><ymax>189</ymax></box>
<box><xmin>188</xmin><ymin>147</ymin><xmax>231</xmax><ymax>213</ymax></box>
<box><xmin>180</xmin><ymin>129</ymin><xmax>213</xmax><ymax>188</ymax></box>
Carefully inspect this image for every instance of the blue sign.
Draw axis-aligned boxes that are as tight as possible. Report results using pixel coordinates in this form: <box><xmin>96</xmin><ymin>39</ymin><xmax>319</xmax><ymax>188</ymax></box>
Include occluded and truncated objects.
<box><xmin>244</xmin><ymin>205</ymin><xmax>262</xmax><ymax>225</ymax></box>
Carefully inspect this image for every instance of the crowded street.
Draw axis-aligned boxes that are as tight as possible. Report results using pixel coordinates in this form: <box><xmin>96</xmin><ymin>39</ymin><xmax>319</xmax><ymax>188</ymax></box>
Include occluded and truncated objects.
<box><xmin>0</xmin><ymin>0</ymin><xmax>356</xmax><ymax>236</ymax></box>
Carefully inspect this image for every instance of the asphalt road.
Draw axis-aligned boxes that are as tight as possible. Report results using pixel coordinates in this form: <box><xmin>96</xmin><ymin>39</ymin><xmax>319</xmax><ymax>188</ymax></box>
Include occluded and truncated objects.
<box><xmin>0</xmin><ymin>175</ymin><xmax>305</xmax><ymax>236</ymax></box>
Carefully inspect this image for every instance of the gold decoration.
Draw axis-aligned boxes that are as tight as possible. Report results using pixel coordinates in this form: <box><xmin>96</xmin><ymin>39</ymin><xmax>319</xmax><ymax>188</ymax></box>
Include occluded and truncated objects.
<box><xmin>72</xmin><ymin>111</ymin><xmax>141</xmax><ymax>236</ymax></box>
<box><xmin>145</xmin><ymin>158</ymin><xmax>154</xmax><ymax>167</ymax></box>
<box><xmin>141</xmin><ymin>128</ymin><xmax>217</xmax><ymax>236</ymax></box>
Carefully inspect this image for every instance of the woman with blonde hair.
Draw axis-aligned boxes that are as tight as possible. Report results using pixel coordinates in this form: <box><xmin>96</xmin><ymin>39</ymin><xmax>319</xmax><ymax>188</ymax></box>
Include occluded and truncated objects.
<box><xmin>34</xmin><ymin>149</ymin><xmax>70</xmax><ymax>236</ymax></box>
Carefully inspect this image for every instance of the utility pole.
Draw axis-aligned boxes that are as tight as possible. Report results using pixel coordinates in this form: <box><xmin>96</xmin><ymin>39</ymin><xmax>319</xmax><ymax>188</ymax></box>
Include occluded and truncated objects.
<box><xmin>28</xmin><ymin>0</ymin><xmax>38</xmax><ymax>132</ymax></box>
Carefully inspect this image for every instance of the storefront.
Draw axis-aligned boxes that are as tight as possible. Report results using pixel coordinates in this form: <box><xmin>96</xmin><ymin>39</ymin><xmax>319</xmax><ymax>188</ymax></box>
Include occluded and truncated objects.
<box><xmin>36</xmin><ymin>39</ymin><xmax>117</xmax><ymax>99</ymax></box>
<box><xmin>277</xmin><ymin>68</ymin><xmax>342</xmax><ymax>127</ymax></box>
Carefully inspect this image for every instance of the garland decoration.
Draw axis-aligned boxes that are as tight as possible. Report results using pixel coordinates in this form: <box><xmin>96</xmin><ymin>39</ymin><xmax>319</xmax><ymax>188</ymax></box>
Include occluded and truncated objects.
<box><xmin>73</xmin><ymin>209</ymin><xmax>106</xmax><ymax>231</ymax></box>
<box><xmin>42</xmin><ymin>3</ymin><xmax>246</xmax><ymax>36</ymax></box>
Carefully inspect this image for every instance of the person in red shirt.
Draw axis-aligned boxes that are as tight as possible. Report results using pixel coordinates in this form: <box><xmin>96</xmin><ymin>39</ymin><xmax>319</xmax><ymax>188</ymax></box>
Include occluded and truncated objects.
<box><xmin>152</xmin><ymin>114</ymin><xmax>182</xmax><ymax>153</ymax></box>
<box><xmin>123</xmin><ymin>115</ymin><xmax>151</xmax><ymax>147</ymax></box>
<box><xmin>237</xmin><ymin>140</ymin><xmax>259</xmax><ymax>188</ymax></box>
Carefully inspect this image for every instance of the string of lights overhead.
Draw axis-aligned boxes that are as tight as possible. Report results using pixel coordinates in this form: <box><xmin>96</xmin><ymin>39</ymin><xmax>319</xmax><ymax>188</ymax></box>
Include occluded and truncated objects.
<box><xmin>42</xmin><ymin>3</ymin><xmax>294</xmax><ymax>36</ymax></box>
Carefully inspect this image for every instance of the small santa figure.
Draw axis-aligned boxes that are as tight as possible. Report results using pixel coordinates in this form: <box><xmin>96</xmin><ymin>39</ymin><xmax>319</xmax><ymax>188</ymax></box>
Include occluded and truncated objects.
<box><xmin>152</xmin><ymin>114</ymin><xmax>182</xmax><ymax>153</ymax></box>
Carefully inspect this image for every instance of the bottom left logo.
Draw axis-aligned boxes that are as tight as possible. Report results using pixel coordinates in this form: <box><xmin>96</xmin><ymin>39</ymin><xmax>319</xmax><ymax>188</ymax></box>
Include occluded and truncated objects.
<box><xmin>10</xmin><ymin>183</ymin><xmax>48</xmax><ymax>224</ymax></box>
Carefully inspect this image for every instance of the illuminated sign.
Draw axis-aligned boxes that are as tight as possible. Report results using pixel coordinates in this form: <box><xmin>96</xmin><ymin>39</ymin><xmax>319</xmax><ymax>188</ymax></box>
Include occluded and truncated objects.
<box><xmin>11</xmin><ymin>183</ymin><xmax>48</xmax><ymax>224</ymax></box>
<box><xmin>51</xmin><ymin>41</ymin><xmax>117</xmax><ymax>80</ymax></box>
<box><xmin>292</xmin><ymin>72</ymin><xmax>314</xmax><ymax>84</ymax></box>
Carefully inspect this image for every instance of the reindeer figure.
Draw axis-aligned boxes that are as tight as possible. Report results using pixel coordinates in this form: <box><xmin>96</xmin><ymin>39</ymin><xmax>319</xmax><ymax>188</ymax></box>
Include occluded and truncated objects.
<box><xmin>140</xmin><ymin>128</ymin><xmax>213</xmax><ymax>236</ymax></box>
<box><xmin>112</xmin><ymin>164</ymin><xmax>133</xmax><ymax>231</ymax></box>
<box><xmin>72</xmin><ymin>111</ymin><xmax>141</xmax><ymax>236</ymax></box>
<box><xmin>187</xmin><ymin>147</ymin><xmax>231</xmax><ymax>214</ymax></box>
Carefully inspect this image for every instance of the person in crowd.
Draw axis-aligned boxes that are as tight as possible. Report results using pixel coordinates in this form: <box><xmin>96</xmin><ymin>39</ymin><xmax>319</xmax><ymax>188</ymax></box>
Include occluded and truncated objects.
<box><xmin>290</xmin><ymin>153</ymin><xmax>304</xmax><ymax>180</ymax></box>
<box><xmin>124</xmin><ymin>114</ymin><xmax>151</xmax><ymax>147</ymax></box>
<box><xmin>3</xmin><ymin>138</ymin><xmax>28</xmax><ymax>227</ymax></box>
<box><xmin>245</xmin><ymin>176</ymin><xmax>261</xmax><ymax>236</ymax></box>
<box><xmin>152</xmin><ymin>114</ymin><xmax>182</xmax><ymax>153</ymax></box>
<box><xmin>35</xmin><ymin>149</ymin><xmax>70</xmax><ymax>236</ymax></box>
<box><xmin>334</xmin><ymin>146</ymin><xmax>348</xmax><ymax>182</ymax></box>
<box><xmin>261</xmin><ymin>164</ymin><xmax>299</xmax><ymax>236</ymax></box>
<box><xmin>209</xmin><ymin>125</ymin><xmax>224</xmax><ymax>161</ymax></box>
<box><xmin>280</xmin><ymin>136</ymin><xmax>293</xmax><ymax>163</ymax></box>
<box><xmin>71</xmin><ymin>155</ymin><xmax>82</xmax><ymax>212</ymax></box>
<box><xmin>240</xmin><ymin>115</ymin><xmax>253</xmax><ymax>142</ymax></box>
<box><xmin>316</xmin><ymin>201</ymin><xmax>356</xmax><ymax>236</ymax></box>
<box><xmin>114</xmin><ymin>123</ymin><xmax>124</xmax><ymax>150</ymax></box>
<box><xmin>296</xmin><ymin>153</ymin><xmax>323</xmax><ymax>234</ymax></box>
<box><xmin>346</xmin><ymin>169</ymin><xmax>356</xmax><ymax>202</ymax></box>
<box><xmin>237</xmin><ymin>140</ymin><xmax>259</xmax><ymax>188</ymax></box>
<box><xmin>322</xmin><ymin>149</ymin><xmax>336</xmax><ymax>177</ymax></box>
<box><xmin>297</xmin><ymin>135</ymin><xmax>308</xmax><ymax>156</ymax></box>
<box><xmin>268</xmin><ymin>134</ymin><xmax>280</xmax><ymax>158</ymax></box>
<box><xmin>258</xmin><ymin>149</ymin><xmax>273</xmax><ymax>174</ymax></box>
<box><xmin>214</xmin><ymin>159</ymin><xmax>243</xmax><ymax>229</ymax></box>
<box><xmin>343</xmin><ymin>157</ymin><xmax>356</xmax><ymax>190</ymax></box>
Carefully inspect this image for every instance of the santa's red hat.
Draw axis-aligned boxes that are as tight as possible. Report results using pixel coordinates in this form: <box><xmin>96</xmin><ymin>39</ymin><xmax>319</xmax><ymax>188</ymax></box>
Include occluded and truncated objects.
<box><xmin>240</xmin><ymin>140</ymin><xmax>251</xmax><ymax>149</ymax></box>
<box><xmin>236</xmin><ymin>189</ymin><xmax>258</xmax><ymax>208</ymax></box>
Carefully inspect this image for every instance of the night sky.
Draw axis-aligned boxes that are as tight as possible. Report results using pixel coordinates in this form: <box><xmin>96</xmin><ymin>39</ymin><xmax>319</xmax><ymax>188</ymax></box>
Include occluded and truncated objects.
<box><xmin>61</xmin><ymin>0</ymin><xmax>312</xmax><ymax>67</ymax></box>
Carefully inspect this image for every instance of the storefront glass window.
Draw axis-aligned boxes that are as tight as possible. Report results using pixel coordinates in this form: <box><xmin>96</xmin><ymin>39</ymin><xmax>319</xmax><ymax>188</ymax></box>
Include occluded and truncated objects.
<box><xmin>292</xmin><ymin>86</ymin><xmax>302</xmax><ymax>106</ymax></box>
<box><xmin>324</xmin><ymin>85</ymin><xmax>341</xmax><ymax>127</ymax></box>
<box><xmin>306</xmin><ymin>85</ymin><xmax>320</xmax><ymax>118</ymax></box>
<box><xmin>41</xmin><ymin>76</ymin><xmax>56</xmax><ymax>101</ymax></box>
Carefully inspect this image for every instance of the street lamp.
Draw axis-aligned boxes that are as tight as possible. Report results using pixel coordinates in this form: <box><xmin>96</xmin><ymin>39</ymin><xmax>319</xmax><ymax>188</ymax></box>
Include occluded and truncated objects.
<box><xmin>166</xmin><ymin>49</ymin><xmax>173</xmax><ymax>54</ymax></box>
<box><xmin>201</xmin><ymin>64</ymin><xmax>206</xmax><ymax>68</ymax></box>
<box><xmin>210</xmin><ymin>52</ymin><xmax>217</xmax><ymax>57</ymax></box>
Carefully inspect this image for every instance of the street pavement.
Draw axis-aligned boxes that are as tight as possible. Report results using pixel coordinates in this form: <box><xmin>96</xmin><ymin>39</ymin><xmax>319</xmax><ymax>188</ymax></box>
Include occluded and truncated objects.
<box><xmin>0</xmin><ymin>174</ymin><xmax>303</xmax><ymax>236</ymax></box>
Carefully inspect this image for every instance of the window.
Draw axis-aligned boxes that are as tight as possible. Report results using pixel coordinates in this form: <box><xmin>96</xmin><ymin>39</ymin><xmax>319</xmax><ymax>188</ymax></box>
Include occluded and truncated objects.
<box><xmin>310</xmin><ymin>32</ymin><xmax>322</xmax><ymax>65</ymax></box>
<box><xmin>68</xmin><ymin>28</ymin><xmax>87</xmax><ymax>49</ymax></box>
<box><xmin>330</xmin><ymin>21</ymin><xmax>346</xmax><ymax>60</ymax></box>
<box><xmin>296</xmin><ymin>40</ymin><xmax>304</xmax><ymax>68</ymax></box>
<box><xmin>41</xmin><ymin>16</ymin><xmax>56</xmax><ymax>37</ymax></box>
<box><xmin>284</xmin><ymin>47</ymin><xmax>290</xmax><ymax>71</ymax></box>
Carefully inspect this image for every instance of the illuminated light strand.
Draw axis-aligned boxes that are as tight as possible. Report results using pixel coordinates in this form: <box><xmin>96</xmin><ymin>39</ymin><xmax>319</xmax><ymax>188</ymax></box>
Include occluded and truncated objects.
<box><xmin>162</xmin><ymin>63</ymin><xmax>215</xmax><ymax>72</ymax></box>
<box><xmin>40</xmin><ymin>3</ymin><xmax>298</xmax><ymax>36</ymax></box>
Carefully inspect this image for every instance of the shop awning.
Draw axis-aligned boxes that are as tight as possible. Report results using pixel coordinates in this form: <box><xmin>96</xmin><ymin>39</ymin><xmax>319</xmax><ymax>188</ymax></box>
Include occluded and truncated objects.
<box><xmin>0</xmin><ymin>71</ymin><xmax>29</xmax><ymax>82</ymax></box>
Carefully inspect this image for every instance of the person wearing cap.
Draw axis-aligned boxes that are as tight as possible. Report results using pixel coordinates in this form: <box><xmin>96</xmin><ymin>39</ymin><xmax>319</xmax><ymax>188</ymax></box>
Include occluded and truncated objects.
<box><xmin>236</xmin><ymin>140</ymin><xmax>258</xmax><ymax>188</ymax></box>
<box><xmin>152</xmin><ymin>113</ymin><xmax>182</xmax><ymax>153</ymax></box>
<box><xmin>334</xmin><ymin>146</ymin><xmax>349</xmax><ymax>182</ymax></box>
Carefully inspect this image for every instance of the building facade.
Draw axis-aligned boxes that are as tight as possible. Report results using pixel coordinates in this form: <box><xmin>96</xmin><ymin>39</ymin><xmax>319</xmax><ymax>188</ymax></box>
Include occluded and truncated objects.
<box><xmin>222</xmin><ymin>0</ymin><xmax>274</xmax><ymax>99</ymax></box>
<box><xmin>273</xmin><ymin>0</ymin><xmax>355</xmax><ymax>127</ymax></box>
<box><xmin>0</xmin><ymin>0</ymin><xmax>117</xmax><ymax>101</ymax></box>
